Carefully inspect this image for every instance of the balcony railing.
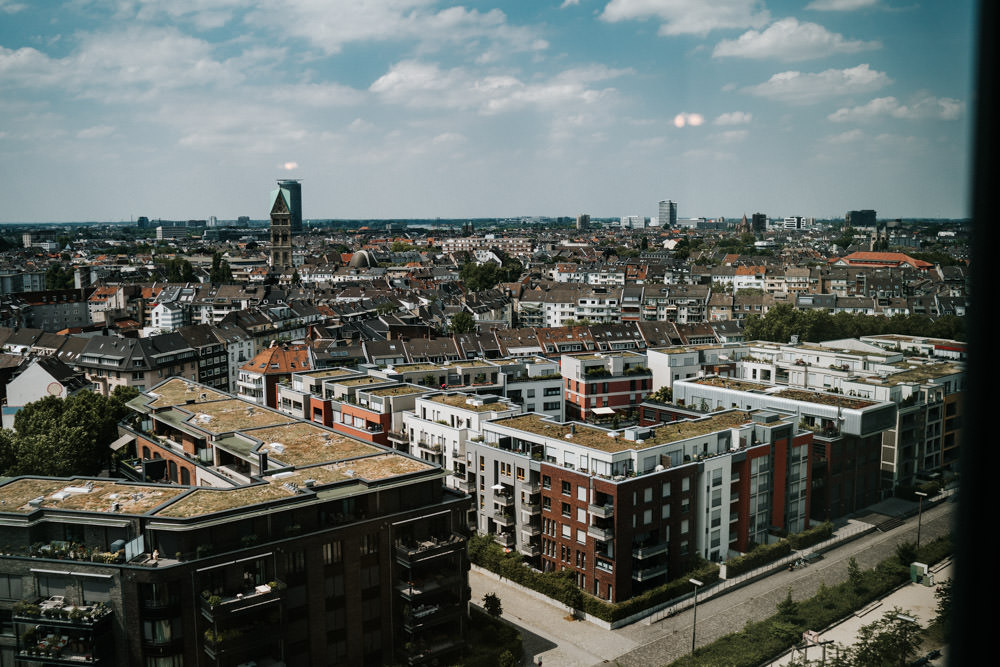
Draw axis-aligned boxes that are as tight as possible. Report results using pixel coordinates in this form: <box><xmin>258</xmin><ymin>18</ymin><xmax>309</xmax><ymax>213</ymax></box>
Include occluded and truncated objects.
<box><xmin>587</xmin><ymin>525</ymin><xmax>614</xmax><ymax>541</ymax></box>
<box><xmin>632</xmin><ymin>563</ymin><xmax>668</xmax><ymax>581</ymax></box>
<box><xmin>492</xmin><ymin>512</ymin><xmax>514</xmax><ymax>527</ymax></box>
<box><xmin>493</xmin><ymin>532</ymin><xmax>515</xmax><ymax>548</ymax></box>
<box><xmin>632</xmin><ymin>542</ymin><xmax>668</xmax><ymax>559</ymax></box>
<box><xmin>395</xmin><ymin>534</ymin><xmax>466</xmax><ymax>565</ymax></box>
<box><xmin>199</xmin><ymin>580</ymin><xmax>283</xmax><ymax>620</ymax></box>
<box><xmin>588</xmin><ymin>503</ymin><xmax>614</xmax><ymax>518</ymax></box>
<box><xmin>493</xmin><ymin>493</ymin><xmax>513</xmax><ymax>507</ymax></box>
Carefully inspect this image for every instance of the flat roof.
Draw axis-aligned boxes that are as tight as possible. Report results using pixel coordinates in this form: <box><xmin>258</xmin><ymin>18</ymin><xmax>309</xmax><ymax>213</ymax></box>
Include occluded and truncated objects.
<box><xmin>427</xmin><ymin>393</ymin><xmax>512</xmax><ymax>412</ymax></box>
<box><xmin>247</xmin><ymin>422</ymin><xmax>382</xmax><ymax>467</ymax></box>
<box><xmin>185</xmin><ymin>400</ymin><xmax>296</xmax><ymax>434</ymax></box>
<box><xmin>491</xmin><ymin>411</ymin><xmax>756</xmax><ymax>453</ymax></box>
<box><xmin>145</xmin><ymin>378</ymin><xmax>229</xmax><ymax>409</ymax></box>
<box><xmin>0</xmin><ymin>478</ymin><xmax>187</xmax><ymax>515</ymax></box>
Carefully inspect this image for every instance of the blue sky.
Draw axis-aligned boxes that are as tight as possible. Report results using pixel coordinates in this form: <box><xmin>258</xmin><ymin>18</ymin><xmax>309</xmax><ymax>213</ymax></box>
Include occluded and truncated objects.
<box><xmin>0</xmin><ymin>0</ymin><xmax>977</xmax><ymax>222</ymax></box>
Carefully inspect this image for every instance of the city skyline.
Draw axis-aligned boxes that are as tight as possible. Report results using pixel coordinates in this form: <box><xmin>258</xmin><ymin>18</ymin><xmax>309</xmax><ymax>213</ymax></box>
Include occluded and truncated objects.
<box><xmin>0</xmin><ymin>0</ymin><xmax>977</xmax><ymax>222</ymax></box>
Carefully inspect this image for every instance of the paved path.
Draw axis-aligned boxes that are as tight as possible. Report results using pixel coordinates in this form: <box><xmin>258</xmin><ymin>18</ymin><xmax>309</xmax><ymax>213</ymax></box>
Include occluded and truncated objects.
<box><xmin>471</xmin><ymin>499</ymin><xmax>955</xmax><ymax>667</ymax></box>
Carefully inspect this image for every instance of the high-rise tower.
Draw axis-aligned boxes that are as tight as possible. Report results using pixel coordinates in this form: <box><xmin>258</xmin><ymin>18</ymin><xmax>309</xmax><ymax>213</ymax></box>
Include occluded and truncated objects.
<box><xmin>276</xmin><ymin>179</ymin><xmax>302</xmax><ymax>232</ymax></box>
<box><xmin>658</xmin><ymin>200</ymin><xmax>677</xmax><ymax>228</ymax></box>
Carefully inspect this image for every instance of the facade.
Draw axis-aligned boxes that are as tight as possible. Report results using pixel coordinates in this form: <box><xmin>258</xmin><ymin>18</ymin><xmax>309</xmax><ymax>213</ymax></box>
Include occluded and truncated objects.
<box><xmin>236</xmin><ymin>343</ymin><xmax>313</xmax><ymax>408</ymax></box>
<box><xmin>76</xmin><ymin>334</ymin><xmax>199</xmax><ymax>396</ymax></box>
<box><xmin>465</xmin><ymin>408</ymin><xmax>812</xmax><ymax>603</ymax></box>
<box><xmin>658</xmin><ymin>200</ymin><xmax>677</xmax><ymax>228</ymax></box>
<box><xmin>671</xmin><ymin>376</ymin><xmax>896</xmax><ymax>520</ymax></box>
<box><xmin>561</xmin><ymin>352</ymin><xmax>652</xmax><ymax>424</ymax></box>
<box><xmin>0</xmin><ymin>376</ymin><xmax>471</xmax><ymax>666</ymax></box>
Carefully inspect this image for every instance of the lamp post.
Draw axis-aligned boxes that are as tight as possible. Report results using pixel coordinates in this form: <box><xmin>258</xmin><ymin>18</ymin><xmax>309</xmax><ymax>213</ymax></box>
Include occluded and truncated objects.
<box><xmin>689</xmin><ymin>578</ymin><xmax>703</xmax><ymax>654</ymax></box>
<box><xmin>914</xmin><ymin>491</ymin><xmax>928</xmax><ymax>549</ymax></box>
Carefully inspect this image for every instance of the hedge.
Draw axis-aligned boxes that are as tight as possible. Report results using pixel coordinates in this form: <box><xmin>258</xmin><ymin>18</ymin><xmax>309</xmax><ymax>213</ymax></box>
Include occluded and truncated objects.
<box><xmin>468</xmin><ymin>533</ymin><xmax>720</xmax><ymax>623</ymax></box>
<box><xmin>725</xmin><ymin>540</ymin><xmax>792</xmax><ymax>577</ymax></box>
<box><xmin>667</xmin><ymin>535</ymin><xmax>952</xmax><ymax>667</ymax></box>
<box><xmin>786</xmin><ymin>521</ymin><xmax>834</xmax><ymax>551</ymax></box>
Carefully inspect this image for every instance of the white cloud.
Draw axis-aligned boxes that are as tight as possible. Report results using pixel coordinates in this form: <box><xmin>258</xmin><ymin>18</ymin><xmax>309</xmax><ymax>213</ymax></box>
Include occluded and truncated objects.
<box><xmin>282</xmin><ymin>161</ymin><xmax>299</xmax><ymax>170</ymax></box>
<box><xmin>369</xmin><ymin>60</ymin><xmax>629</xmax><ymax>115</ymax></box>
<box><xmin>600</xmin><ymin>0</ymin><xmax>770</xmax><ymax>36</ymax></box>
<box><xmin>76</xmin><ymin>125</ymin><xmax>115</xmax><ymax>139</ymax></box>
<box><xmin>805</xmin><ymin>0</ymin><xmax>880</xmax><ymax>10</ymax></box>
<box><xmin>243</xmin><ymin>1</ymin><xmax>547</xmax><ymax>58</ymax></box>
<box><xmin>560</xmin><ymin>0</ymin><xmax>581</xmax><ymax>7</ymax></box>
<box><xmin>712</xmin><ymin>129</ymin><xmax>748</xmax><ymax>143</ymax></box>
<box><xmin>713</xmin><ymin>111</ymin><xmax>752</xmax><ymax>125</ymax></box>
<box><xmin>743</xmin><ymin>64</ymin><xmax>891</xmax><ymax>104</ymax></box>
<box><xmin>828</xmin><ymin>94</ymin><xmax>965</xmax><ymax>122</ymax></box>
<box><xmin>713</xmin><ymin>18</ymin><xmax>880</xmax><ymax>61</ymax></box>
<box><xmin>824</xmin><ymin>128</ymin><xmax>865</xmax><ymax>143</ymax></box>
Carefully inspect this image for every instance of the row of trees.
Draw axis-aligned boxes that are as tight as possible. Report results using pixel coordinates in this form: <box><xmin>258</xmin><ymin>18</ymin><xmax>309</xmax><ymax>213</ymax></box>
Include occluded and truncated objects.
<box><xmin>0</xmin><ymin>387</ymin><xmax>138</xmax><ymax>478</ymax></box>
<box><xmin>743</xmin><ymin>303</ymin><xmax>965</xmax><ymax>343</ymax></box>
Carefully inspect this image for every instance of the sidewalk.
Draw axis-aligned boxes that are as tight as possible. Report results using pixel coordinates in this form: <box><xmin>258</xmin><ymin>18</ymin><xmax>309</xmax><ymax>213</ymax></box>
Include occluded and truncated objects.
<box><xmin>469</xmin><ymin>568</ymin><xmax>639</xmax><ymax>666</ymax></box>
<box><xmin>767</xmin><ymin>560</ymin><xmax>951</xmax><ymax>666</ymax></box>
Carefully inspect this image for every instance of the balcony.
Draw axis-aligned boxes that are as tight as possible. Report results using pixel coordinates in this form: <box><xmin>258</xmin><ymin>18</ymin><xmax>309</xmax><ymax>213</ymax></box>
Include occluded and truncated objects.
<box><xmin>396</xmin><ymin>574</ymin><xmax>463</xmax><ymax>601</ymax></box>
<box><xmin>199</xmin><ymin>581</ymin><xmax>283</xmax><ymax>620</ymax></box>
<box><xmin>492</xmin><ymin>512</ymin><xmax>514</xmax><ymax>527</ymax></box>
<box><xmin>595</xmin><ymin>559</ymin><xmax>614</xmax><ymax>574</ymax></box>
<box><xmin>587</xmin><ymin>525</ymin><xmax>614</xmax><ymax>542</ymax></box>
<box><xmin>455</xmin><ymin>478</ymin><xmax>473</xmax><ymax>493</ymax></box>
<box><xmin>633</xmin><ymin>542</ymin><xmax>668</xmax><ymax>559</ymax></box>
<box><xmin>402</xmin><ymin>602</ymin><xmax>463</xmax><ymax>634</ymax></box>
<box><xmin>493</xmin><ymin>493</ymin><xmax>513</xmax><ymax>508</ymax></box>
<box><xmin>520</xmin><ymin>523</ymin><xmax>541</xmax><ymax>537</ymax></box>
<box><xmin>520</xmin><ymin>502</ymin><xmax>540</xmax><ymax>515</ymax></box>
<box><xmin>588</xmin><ymin>503</ymin><xmax>614</xmax><ymax>518</ymax></box>
<box><xmin>518</xmin><ymin>543</ymin><xmax>541</xmax><ymax>557</ymax></box>
<box><xmin>633</xmin><ymin>563</ymin><xmax>668</xmax><ymax>581</ymax></box>
<box><xmin>493</xmin><ymin>532</ymin><xmax>515</xmax><ymax>548</ymax></box>
<box><xmin>395</xmin><ymin>534</ymin><xmax>466</xmax><ymax>565</ymax></box>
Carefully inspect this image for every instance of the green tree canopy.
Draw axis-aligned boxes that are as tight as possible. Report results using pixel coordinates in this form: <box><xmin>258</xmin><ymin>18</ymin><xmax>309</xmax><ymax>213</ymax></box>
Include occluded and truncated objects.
<box><xmin>449</xmin><ymin>311</ymin><xmax>477</xmax><ymax>334</ymax></box>
<box><xmin>5</xmin><ymin>387</ymin><xmax>139</xmax><ymax>477</ymax></box>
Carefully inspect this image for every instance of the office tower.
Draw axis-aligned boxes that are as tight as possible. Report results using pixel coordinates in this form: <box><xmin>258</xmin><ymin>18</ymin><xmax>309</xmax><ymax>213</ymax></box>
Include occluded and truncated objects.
<box><xmin>658</xmin><ymin>200</ymin><xmax>677</xmax><ymax>228</ymax></box>
<box><xmin>576</xmin><ymin>214</ymin><xmax>590</xmax><ymax>230</ymax></box>
<box><xmin>845</xmin><ymin>209</ymin><xmax>876</xmax><ymax>228</ymax></box>
<box><xmin>752</xmin><ymin>213</ymin><xmax>768</xmax><ymax>233</ymax></box>
<box><xmin>276</xmin><ymin>179</ymin><xmax>302</xmax><ymax>232</ymax></box>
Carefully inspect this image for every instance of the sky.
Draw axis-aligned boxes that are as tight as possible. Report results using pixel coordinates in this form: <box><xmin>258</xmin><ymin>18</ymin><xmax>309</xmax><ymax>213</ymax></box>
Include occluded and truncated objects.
<box><xmin>0</xmin><ymin>0</ymin><xmax>978</xmax><ymax>222</ymax></box>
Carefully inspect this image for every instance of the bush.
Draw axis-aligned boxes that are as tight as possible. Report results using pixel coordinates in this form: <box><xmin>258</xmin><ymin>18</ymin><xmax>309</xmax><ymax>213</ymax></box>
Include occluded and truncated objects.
<box><xmin>786</xmin><ymin>522</ymin><xmax>834</xmax><ymax>550</ymax></box>
<box><xmin>725</xmin><ymin>540</ymin><xmax>792</xmax><ymax>577</ymax></box>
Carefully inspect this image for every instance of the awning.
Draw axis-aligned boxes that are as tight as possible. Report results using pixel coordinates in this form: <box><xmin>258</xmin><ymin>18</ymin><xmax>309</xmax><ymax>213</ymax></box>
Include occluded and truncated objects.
<box><xmin>592</xmin><ymin>407</ymin><xmax>616</xmax><ymax>416</ymax></box>
<box><xmin>109</xmin><ymin>434</ymin><xmax>134</xmax><ymax>452</ymax></box>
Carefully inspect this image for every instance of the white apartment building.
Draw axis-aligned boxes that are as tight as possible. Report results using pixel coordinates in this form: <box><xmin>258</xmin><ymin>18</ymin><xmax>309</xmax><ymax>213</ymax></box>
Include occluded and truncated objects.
<box><xmin>403</xmin><ymin>393</ymin><xmax>521</xmax><ymax>491</ymax></box>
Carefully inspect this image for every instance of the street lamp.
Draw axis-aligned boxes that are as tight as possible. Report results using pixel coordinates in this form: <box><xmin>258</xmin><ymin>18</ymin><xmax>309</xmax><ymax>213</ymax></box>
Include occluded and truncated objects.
<box><xmin>914</xmin><ymin>491</ymin><xmax>928</xmax><ymax>549</ymax></box>
<box><xmin>689</xmin><ymin>578</ymin><xmax>704</xmax><ymax>654</ymax></box>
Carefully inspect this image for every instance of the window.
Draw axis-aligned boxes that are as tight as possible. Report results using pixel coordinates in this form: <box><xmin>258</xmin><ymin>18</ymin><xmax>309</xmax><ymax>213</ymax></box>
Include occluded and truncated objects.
<box><xmin>543</xmin><ymin>475</ymin><xmax>551</xmax><ymax>489</ymax></box>
<box><xmin>661</xmin><ymin>504</ymin><xmax>670</xmax><ymax>519</ymax></box>
<box><xmin>544</xmin><ymin>387</ymin><xmax>560</xmax><ymax>396</ymax></box>
<box><xmin>662</xmin><ymin>481</ymin><xmax>671</xmax><ymax>497</ymax></box>
<box><xmin>681</xmin><ymin>519</ymin><xmax>689</xmax><ymax>534</ymax></box>
<box><xmin>577</xmin><ymin>507</ymin><xmax>587</xmax><ymax>523</ymax></box>
<box><xmin>323</xmin><ymin>540</ymin><xmax>343</xmax><ymax>565</ymax></box>
<box><xmin>517</xmin><ymin>467</ymin><xmax>525</xmax><ymax>481</ymax></box>
<box><xmin>644</xmin><ymin>487</ymin><xmax>653</xmax><ymax>503</ymax></box>
<box><xmin>360</xmin><ymin>534</ymin><xmax>379</xmax><ymax>556</ymax></box>
<box><xmin>577</xmin><ymin>485</ymin><xmax>587</xmax><ymax>501</ymax></box>
<box><xmin>644</xmin><ymin>509</ymin><xmax>652</xmax><ymax>525</ymax></box>
<box><xmin>561</xmin><ymin>480</ymin><xmax>571</xmax><ymax>495</ymax></box>
<box><xmin>682</xmin><ymin>477</ymin><xmax>690</xmax><ymax>492</ymax></box>
<box><xmin>562</xmin><ymin>502</ymin><xmax>571</xmax><ymax>517</ymax></box>
<box><xmin>542</xmin><ymin>497</ymin><xmax>551</xmax><ymax>511</ymax></box>
<box><xmin>0</xmin><ymin>575</ymin><xmax>21</xmax><ymax>600</ymax></box>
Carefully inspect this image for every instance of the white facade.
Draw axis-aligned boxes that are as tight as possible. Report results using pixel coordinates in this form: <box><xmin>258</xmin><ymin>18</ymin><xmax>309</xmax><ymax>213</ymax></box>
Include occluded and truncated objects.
<box><xmin>403</xmin><ymin>393</ymin><xmax>521</xmax><ymax>490</ymax></box>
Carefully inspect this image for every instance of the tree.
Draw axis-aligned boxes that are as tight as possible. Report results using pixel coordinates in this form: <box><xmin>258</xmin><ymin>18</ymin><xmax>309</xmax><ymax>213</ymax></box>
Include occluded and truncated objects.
<box><xmin>648</xmin><ymin>386</ymin><xmax>673</xmax><ymax>403</ymax></box>
<box><xmin>846</xmin><ymin>607</ymin><xmax>923</xmax><ymax>666</ymax></box>
<box><xmin>933</xmin><ymin>578</ymin><xmax>952</xmax><ymax>631</ymax></box>
<box><xmin>776</xmin><ymin>588</ymin><xmax>799</xmax><ymax>620</ymax></box>
<box><xmin>449</xmin><ymin>311</ymin><xmax>477</xmax><ymax>334</ymax></box>
<box><xmin>847</xmin><ymin>557</ymin><xmax>865</xmax><ymax>594</ymax></box>
<box><xmin>210</xmin><ymin>252</ymin><xmax>233</xmax><ymax>284</ymax></box>
<box><xmin>6</xmin><ymin>388</ymin><xmax>138</xmax><ymax>477</ymax></box>
<box><xmin>482</xmin><ymin>592</ymin><xmax>503</xmax><ymax>619</ymax></box>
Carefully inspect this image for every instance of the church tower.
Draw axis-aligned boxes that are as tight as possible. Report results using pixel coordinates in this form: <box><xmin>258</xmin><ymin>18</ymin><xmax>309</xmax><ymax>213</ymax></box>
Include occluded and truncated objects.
<box><xmin>269</xmin><ymin>183</ymin><xmax>293</xmax><ymax>271</ymax></box>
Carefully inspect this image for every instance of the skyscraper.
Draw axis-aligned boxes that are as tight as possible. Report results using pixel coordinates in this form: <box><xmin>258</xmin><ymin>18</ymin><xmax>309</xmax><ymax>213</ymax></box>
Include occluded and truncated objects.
<box><xmin>276</xmin><ymin>178</ymin><xmax>302</xmax><ymax>232</ymax></box>
<box><xmin>658</xmin><ymin>200</ymin><xmax>677</xmax><ymax>228</ymax></box>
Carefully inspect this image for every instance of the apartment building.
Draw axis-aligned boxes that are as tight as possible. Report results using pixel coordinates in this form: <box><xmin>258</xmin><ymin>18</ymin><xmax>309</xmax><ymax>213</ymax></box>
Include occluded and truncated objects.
<box><xmin>75</xmin><ymin>333</ymin><xmax>199</xmax><ymax>395</ymax></box>
<box><xmin>0</xmin><ymin>376</ymin><xmax>474</xmax><ymax>666</ymax></box>
<box><xmin>671</xmin><ymin>376</ymin><xmax>896</xmax><ymax>520</ymax></box>
<box><xmin>404</xmin><ymin>392</ymin><xmax>521</xmax><ymax>495</ymax></box>
<box><xmin>464</xmin><ymin>408</ymin><xmax>812</xmax><ymax>603</ymax></box>
<box><xmin>561</xmin><ymin>352</ymin><xmax>652</xmax><ymax>424</ymax></box>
